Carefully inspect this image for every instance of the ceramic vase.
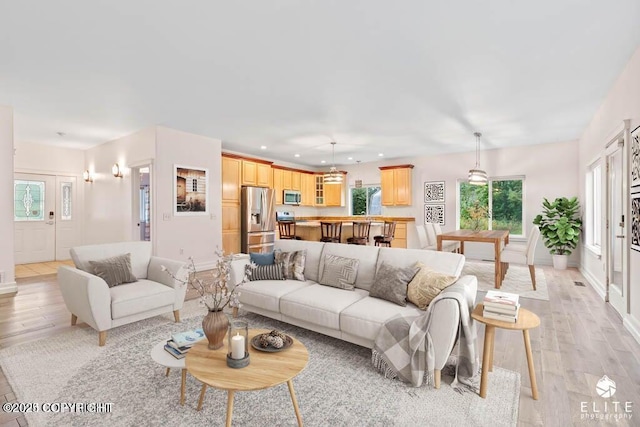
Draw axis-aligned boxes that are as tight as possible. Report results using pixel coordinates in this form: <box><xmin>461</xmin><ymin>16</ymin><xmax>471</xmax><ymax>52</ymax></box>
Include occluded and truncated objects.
<box><xmin>202</xmin><ymin>310</ymin><xmax>229</xmax><ymax>350</ymax></box>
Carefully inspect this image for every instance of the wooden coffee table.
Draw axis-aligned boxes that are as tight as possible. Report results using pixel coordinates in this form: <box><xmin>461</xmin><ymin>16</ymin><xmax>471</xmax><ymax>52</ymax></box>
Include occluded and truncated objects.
<box><xmin>186</xmin><ymin>328</ymin><xmax>309</xmax><ymax>426</ymax></box>
<box><xmin>471</xmin><ymin>303</ymin><xmax>540</xmax><ymax>400</ymax></box>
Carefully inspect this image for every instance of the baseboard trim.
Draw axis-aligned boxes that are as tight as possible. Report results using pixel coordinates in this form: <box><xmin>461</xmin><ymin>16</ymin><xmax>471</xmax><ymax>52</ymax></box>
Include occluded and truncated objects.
<box><xmin>579</xmin><ymin>265</ymin><xmax>606</xmax><ymax>299</ymax></box>
<box><xmin>0</xmin><ymin>281</ymin><xmax>18</xmax><ymax>295</ymax></box>
<box><xmin>623</xmin><ymin>315</ymin><xmax>640</xmax><ymax>346</ymax></box>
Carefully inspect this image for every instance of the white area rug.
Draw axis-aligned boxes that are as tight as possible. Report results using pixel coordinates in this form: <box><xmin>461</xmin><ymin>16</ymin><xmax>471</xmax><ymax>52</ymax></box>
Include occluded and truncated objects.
<box><xmin>1</xmin><ymin>300</ymin><xmax>520</xmax><ymax>426</ymax></box>
<box><xmin>462</xmin><ymin>260</ymin><xmax>549</xmax><ymax>301</ymax></box>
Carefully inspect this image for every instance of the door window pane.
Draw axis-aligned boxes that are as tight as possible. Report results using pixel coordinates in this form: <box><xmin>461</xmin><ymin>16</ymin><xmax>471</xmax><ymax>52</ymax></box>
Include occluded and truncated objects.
<box><xmin>491</xmin><ymin>179</ymin><xmax>523</xmax><ymax>235</ymax></box>
<box><xmin>61</xmin><ymin>182</ymin><xmax>72</xmax><ymax>220</ymax></box>
<box><xmin>14</xmin><ymin>180</ymin><xmax>45</xmax><ymax>221</ymax></box>
<box><xmin>350</xmin><ymin>186</ymin><xmax>382</xmax><ymax>216</ymax></box>
<box><xmin>459</xmin><ymin>182</ymin><xmax>489</xmax><ymax>231</ymax></box>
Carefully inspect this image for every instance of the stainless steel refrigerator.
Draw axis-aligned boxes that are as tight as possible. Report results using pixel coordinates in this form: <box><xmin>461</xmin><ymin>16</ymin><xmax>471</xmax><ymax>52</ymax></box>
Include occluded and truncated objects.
<box><xmin>241</xmin><ymin>186</ymin><xmax>276</xmax><ymax>253</ymax></box>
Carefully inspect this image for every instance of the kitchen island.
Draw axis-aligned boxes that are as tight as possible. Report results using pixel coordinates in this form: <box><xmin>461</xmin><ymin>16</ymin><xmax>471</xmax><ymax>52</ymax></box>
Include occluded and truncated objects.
<box><xmin>291</xmin><ymin>216</ymin><xmax>414</xmax><ymax>248</ymax></box>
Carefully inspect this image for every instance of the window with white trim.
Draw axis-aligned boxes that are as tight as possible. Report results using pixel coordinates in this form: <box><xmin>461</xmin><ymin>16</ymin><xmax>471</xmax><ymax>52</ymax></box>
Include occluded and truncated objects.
<box><xmin>350</xmin><ymin>186</ymin><xmax>382</xmax><ymax>216</ymax></box>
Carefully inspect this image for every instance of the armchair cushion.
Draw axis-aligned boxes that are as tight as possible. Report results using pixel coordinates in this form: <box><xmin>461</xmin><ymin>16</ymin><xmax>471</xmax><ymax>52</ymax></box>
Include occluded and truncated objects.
<box><xmin>110</xmin><ymin>279</ymin><xmax>176</xmax><ymax>319</ymax></box>
<box><xmin>89</xmin><ymin>253</ymin><xmax>138</xmax><ymax>288</ymax></box>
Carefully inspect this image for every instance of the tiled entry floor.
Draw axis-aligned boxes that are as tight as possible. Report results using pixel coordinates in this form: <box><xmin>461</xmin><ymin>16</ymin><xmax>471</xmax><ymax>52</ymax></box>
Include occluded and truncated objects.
<box><xmin>14</xmin><ymin>260</ymin><xmax>74</xmax><ymax>279</ymax></box>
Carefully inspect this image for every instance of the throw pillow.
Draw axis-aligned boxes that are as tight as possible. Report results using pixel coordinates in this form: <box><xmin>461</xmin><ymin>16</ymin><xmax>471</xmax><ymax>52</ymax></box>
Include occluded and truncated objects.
<box><xmin>89</xmin><ymin>253</ymin><xmax>138</xmax><ymax>288</ymax></box>
<box><xmin>274</xmin><ymin>250</ymin><xmax>306</xmax><ymax>281</ymax></box>
<box><xmin>245</xmin><ymin>263</ymin><xmax>285</xmax><ymax>281</ymax></box>
<box><xmin>369</xmin><ymin>262</ymin><xmax>420</xmax><ymax>306</ymax></box>
<box><xmin>250</xmin><ymin>251</ymin><xmax>275</xmax><ymax>266</ymax></box>
<box><xmin>406</xmin><ymin>262</ymin><xmax>457</xmax><ymax>310</ymax></box>
<box><xmin>319</xmin><ymin>254</ymin><xmax>360</xmax><ymax>290</ymax></box>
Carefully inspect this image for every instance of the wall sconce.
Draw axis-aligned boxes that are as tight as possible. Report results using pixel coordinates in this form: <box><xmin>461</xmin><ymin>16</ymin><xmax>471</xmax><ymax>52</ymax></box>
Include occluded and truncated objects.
<box><xmin>83</xmin><ymin>170</ymin><xmax>93</xmax><ymax>183</ymax></box>
<box><xmin>112</xmin><ymin>163</ymin><xmax>123</xmax><ymax>178</ymax></box>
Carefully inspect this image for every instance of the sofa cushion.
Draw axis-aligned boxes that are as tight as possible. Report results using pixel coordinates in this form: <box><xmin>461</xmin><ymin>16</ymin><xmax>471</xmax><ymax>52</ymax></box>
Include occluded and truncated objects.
<box><xmin>110</xmin><ymin>279</ymin><xmax>175</xmax><ymax>319</ymax></box>
<box><xmin>406</xmin><ymin>262</ymin><xmax>457</xmax><ymax>310</ymax></box>
<box><xmin>274</xmin><ymin>240</ymin><xmax>324</xmax><ymax>282</ymax></box>
<box><xmin>71</xmin><ymin>241</ymin><xmax>152</xmax><ymax>279</ymax></box>
<box><xmin>340</xmin><ymin>296</ymin><xmax>423</xmax><ymax>342</ymax></box>
<box><xmin>250</xmin><ymin>252</ymin><xmax>274</xmax><ymax>266</ymax></box>
<box><xmin>376</xmin><ymin>247</ymin><xmax>464</xmax><ymax>278</ymax></box>
<box><xmin>369</xmin><ymin>262</ymin><xmax>419</xmax><ymax>306</ymax></box>
<box><xmin>239</xmin><ymin>280</ymin><xmax>313</xmax><ymax>313</ymax></box>
<box><xmin>280</xmin><ymin>285</ymin><xmax>367</xmax><ymax>330</ymax></box>
<box><xmin>275</xmin><ymin>250</ymin><xmax>306</xmax><ymax>281</ymax></box>
<box><xmin>319</xmin><ymin>243</ymin><xmax>380</xmax><ymax>291</ymax></box>
<box><xmin>246</xmin><ymin>263</ymin><xmax>284</xmax><ymax>281</ymax></box>
<box><xmin>319</xmin><ymin>254</ymin><xmax>359</xmax><ymax>290</ymax></box>
<box><xmin>89</xmin><ymin>253</ymin><xmax>138</xmax><ymax>288</ymax></box>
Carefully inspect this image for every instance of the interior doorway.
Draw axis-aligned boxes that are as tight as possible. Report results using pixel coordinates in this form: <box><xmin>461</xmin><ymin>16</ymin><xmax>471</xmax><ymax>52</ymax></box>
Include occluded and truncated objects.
<box><xmin>605</xmin><ymin>129</ymin><xmax>629</xmax><ymax>317</ymax></box>
<box><xmin>131</xmin><ymin>164</ymin><xmax>152</xmax><ymax>241</ymax></box>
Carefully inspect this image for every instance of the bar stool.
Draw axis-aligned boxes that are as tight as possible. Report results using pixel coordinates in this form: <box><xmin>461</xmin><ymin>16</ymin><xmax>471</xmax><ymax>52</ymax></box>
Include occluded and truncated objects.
<box><xmin>347</xmin><ymin>221</ymin><xmax>372</xmax><ymax>245</ymax></box>
<box><xmin>373</xmin><ymin>221</ymin><xmax>396</xmax><ymax>247</ymax></box>
<box><xmin>320</xmin><ymin>222</ymin><xmax>342</xmax><ymax>243</ymax></box>
<box><xmin>278</xmin><ymin>221</ymin><xmax>301</xmax><ymax>240</ymax></box>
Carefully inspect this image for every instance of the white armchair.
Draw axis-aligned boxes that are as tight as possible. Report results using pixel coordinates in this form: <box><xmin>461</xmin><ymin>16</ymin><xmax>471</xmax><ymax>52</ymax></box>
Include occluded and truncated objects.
<box><xmin>500</xmin><ymin>226</ymin><xmax>541</xmax><ymax>290</ymax></box>
<box><xmin>57</xmin><ymin>241</ymin><xmax>187</xmax><ymax>346</ymax></box>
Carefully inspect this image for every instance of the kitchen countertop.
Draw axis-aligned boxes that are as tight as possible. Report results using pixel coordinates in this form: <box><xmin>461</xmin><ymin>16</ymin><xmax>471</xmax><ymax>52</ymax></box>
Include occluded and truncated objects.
<box><xmin>295</xmin><ymin>216</ymin><xmax>415</xmax><ymax>223</ymax></box>
<box><xmin>295</xmin><ymin>221</ymin><xmax>385</xmax><ymax>227</ymax></box>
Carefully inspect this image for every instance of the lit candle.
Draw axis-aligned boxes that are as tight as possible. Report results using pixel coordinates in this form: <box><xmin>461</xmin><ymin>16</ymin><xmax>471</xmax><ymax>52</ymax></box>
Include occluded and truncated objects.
<box><xmin>231</xmin><ymin>333</ymin><xmax>245</xmax><ymax>359</ymax></box>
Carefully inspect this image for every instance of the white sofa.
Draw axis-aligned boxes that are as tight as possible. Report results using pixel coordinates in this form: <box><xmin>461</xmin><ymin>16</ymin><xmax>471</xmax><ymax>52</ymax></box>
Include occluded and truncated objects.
<box><xmin>230</xmin><ymin>240</ymin><xmax>477</xmax><ymax>388</ymax></box>
<box><xmin>58</xmin><ymin>242</ymin><xmax>187</xmax><ymax>346</ymax></box>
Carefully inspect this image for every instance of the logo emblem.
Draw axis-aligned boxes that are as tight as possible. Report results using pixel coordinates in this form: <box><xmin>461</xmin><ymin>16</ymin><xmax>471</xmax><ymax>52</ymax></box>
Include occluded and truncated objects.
<box><xmin>596</xmin><ymin>375</ymin><xmax>616</xmax><ymax>398</ymax></box>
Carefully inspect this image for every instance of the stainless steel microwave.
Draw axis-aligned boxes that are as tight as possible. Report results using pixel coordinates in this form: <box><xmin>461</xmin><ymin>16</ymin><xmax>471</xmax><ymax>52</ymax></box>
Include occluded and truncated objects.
<box><xmin>283</xmin><ymin>190</ymin><xmax>301</xmax><ymax>205</ymax></box>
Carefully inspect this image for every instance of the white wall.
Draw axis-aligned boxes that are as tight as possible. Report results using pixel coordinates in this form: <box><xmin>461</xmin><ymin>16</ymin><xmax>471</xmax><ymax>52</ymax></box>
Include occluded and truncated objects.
<box><xmin>83</xmin><ymin>127</ymin><xmax>156</xmax><ymax>244</ymax></box>
<box><xmin>0</xmin><ymin>106</ymin><xmax>16</xmax><ymax>293</ymax></box>
<box><xmin>328</xmin><ymin>140</ymin><xmax>580</xmax><ymax>264</ymax></box>
<box><xmin>14</xmin><ymin>141</ymin><xmax>84</xmax><ymax>174</ymax></box>
<box><xmin>154</xmin><ymin>127</ymin><xmax>222</xmax><ymax>267</ymax></box>
<box><xmin>578</xmin><ymin>45</ymin><xmax>640</xmax><ymax>343</ymax></box>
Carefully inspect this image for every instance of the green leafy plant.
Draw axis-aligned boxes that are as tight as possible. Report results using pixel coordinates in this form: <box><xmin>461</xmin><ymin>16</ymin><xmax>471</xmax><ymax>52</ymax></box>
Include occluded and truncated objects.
<box><xmin>533</xmin><ymin>197</ymin><xmax>582</xmax><ymax>255</ymax></box>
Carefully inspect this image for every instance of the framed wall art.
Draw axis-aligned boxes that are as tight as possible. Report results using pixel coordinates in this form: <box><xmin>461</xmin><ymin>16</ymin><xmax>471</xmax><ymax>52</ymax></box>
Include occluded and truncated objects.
<box><xmin>174</xmin><ymin>165</ymin><xmax>209</xmax><ymax>215</ymax></box>
<box><xmin>632</xmin><ymin>191</ymin><xmax>640</xmax><ymax>252</ymax></box>
<box><xmin>424</xmin><ymin>204</ymin><xmax>445</xmax><ymax>226</ymax></box>
<box><xmin>424</xmin><ymin>181</ymin><xmax>445</xmax><ymax>203</ymax></box>
<box><xmin>631</xmin><ymin>125</ymin><xmax>640</xmax><ymax>189</ymax></box>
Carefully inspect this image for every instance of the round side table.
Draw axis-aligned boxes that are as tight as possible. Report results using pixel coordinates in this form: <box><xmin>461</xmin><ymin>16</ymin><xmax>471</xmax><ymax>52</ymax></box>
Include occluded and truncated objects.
<box><xmin>471</xmin><ymin>303</ymin><xmax>540</xmax><ymax>400</ymax></box>
<box><xmin>150</xmin><ymin>340</ymin><xmax>187</xmax><ymax>405</ymax></box>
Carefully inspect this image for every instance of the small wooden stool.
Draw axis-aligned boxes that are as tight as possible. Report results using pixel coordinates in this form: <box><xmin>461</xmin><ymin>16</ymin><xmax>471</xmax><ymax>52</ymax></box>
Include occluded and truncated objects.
<box><xmin>471</xmin><ymin>303</ymin><xmax>540</xmax><ymax>400</ymax></box>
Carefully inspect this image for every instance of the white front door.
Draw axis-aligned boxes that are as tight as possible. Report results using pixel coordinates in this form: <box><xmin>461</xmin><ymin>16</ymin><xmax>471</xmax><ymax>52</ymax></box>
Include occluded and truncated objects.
<box><xmin>55</xmin><ymin>176</ymin><xmax>80</xmax><ymax>260</ymax></box>
<box><xmin>14</xmin><ymin>173</ymin><xmax>57</xmax><ymax>264</ymax></box>
<box><xmin>605</xmin><ymin>141</ymin><xmax>628</xmax><ymax>316</ymax></box>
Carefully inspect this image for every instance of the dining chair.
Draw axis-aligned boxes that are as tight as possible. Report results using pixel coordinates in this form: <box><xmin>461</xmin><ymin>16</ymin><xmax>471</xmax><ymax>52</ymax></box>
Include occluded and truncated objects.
<box><xmin>416</xmin><ymin>224</ymin><xmax>435</xmax><ymax>250</ymax></box>
<box><xmin>374</xmin><ymin>221</ymin><xmax>396</xmax><ymax>247</ymax></box>
<box><xmin>320</xmin><ymin>222</ymin><xmax>342</xmax><ymax>243</ymax></box>
<box><xmin>425</xmin><ymin>223</ymin><xmax>459</xmax><ymax>253</ymax></box>
<box><xmin>347</xmin><ymin>221</ymin><xmax>372</xmax><ymax>245</ymax></box>
<box><xmin>500</xmin><ymin>226</ymin><xmax>541</xmax><ymax>290</ymax></box>
<box><xmin>278</xmin><ymin>221</ymin><xmax>301</xmax><ymax>240</ymax></box>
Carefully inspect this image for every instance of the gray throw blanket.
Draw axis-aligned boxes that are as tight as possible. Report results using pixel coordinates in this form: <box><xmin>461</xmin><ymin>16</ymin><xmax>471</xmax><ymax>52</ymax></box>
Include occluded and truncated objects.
<box><xmin>371</xmin><ymin>290</ymin><xmax>480</xmax><ymax>393</ymax></box>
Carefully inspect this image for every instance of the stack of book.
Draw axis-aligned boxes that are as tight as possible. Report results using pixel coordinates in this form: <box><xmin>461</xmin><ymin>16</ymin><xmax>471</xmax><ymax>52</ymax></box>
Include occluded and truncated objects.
<box><xmin>483</xmin><ymin>290</ymin><xmax>520</xmax><ymax>323</ymax></box>
<box><xmin>164</xmin><ymin>328</ymin><xmax>205</xmax><ymax>359</ymax></box>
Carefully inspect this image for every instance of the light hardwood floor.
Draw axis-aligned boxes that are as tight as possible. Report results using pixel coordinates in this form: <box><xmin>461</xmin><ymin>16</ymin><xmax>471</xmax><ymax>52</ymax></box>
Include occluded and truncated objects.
<box><xmin>1</xmin><ymin>266</ymin><xmax>639</xmax><ymax>426</ymax></box>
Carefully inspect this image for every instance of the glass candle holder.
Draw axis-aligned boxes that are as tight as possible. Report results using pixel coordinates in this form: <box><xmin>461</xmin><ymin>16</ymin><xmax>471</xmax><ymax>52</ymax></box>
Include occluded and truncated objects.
<box><xmin>226</xmin><ymin>319</ymin><xmax>249</xmax><ymax>368</ymax></box>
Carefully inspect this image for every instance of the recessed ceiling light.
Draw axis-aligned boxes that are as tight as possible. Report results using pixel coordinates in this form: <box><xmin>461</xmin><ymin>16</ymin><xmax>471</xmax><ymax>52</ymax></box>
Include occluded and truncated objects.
<box><xmin>260</xmin><ymin>145</ymin><xmax>267</xmax><ymax>150</ymax></box>
<box><xmin>320</xmin><ymin>160</ymin><xmax>326</xmax><ymax>164</ymax></box>
<box><xmin>347</xmin><ymin>157</ymin><xmax>353</xmax><ymax>160</ymax></box>
<box><xmin>294</xmin><ymin>154</ymin><xmax>300</xmax><ymax>158</ymax></box>
<box><xmin>378</xmin><ymin>153</ymin><xmax>384</xmax><ymax>157</ymax></box>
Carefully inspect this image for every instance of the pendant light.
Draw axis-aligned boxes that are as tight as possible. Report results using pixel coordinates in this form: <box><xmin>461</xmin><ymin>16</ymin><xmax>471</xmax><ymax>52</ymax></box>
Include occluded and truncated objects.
<box><xmin>468</xmin><ymin>132</ymin><xmax>488</xmax><ymax>185</ymax></box>
<box><xmin>323</xmin><ymin>141</ymin><xmax>343</xmax><ymax>184</ymax></box>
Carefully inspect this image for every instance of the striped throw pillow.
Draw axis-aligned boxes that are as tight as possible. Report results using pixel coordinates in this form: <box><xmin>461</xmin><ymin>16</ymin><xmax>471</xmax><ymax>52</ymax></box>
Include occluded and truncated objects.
<box><xmin>89</xmin><ymin>253</ymin><xmax>138</xmax><ymax>288</ymax></box>
<box><xmin>319</xmin><ymin>254</ymin><xmax>360</xmax><ymax>290</ymax></box>
<box><xmin>246</xmin><ymin>263</ymin><xmax>285</xmax><ymax>281</ymax></box>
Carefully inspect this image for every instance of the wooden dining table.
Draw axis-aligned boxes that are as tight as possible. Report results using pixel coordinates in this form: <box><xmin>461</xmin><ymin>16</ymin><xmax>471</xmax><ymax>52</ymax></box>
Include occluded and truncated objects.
<box><xmin>436</xmin><ymin>229</ymin><xmax>510</xmax><ymax>288</ymax></box>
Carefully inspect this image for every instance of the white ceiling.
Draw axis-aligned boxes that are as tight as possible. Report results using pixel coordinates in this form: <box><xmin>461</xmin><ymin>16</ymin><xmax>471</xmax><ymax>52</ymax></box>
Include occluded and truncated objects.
<box><xmin>1</xmin><ymin>1</ymin><xmax>639</xmax><ymax>166</ymax></box>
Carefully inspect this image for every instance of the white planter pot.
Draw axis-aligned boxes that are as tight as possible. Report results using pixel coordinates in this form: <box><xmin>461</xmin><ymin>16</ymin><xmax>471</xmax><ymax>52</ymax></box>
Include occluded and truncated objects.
<box><xmin>552</xmin><ymin>254</ymin><xmax>568</xmax><ymax>270</ymax></box>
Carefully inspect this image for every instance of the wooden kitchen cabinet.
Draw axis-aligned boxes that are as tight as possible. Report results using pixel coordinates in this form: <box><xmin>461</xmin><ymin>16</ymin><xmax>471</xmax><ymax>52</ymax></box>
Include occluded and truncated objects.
<box><xmin>241</xmin><ymin>160</ymin><xmax>257</xmax><ymax>185</ymax></box>
<box><xmin>283</xmin><ymin>170</ymin><xmax>292</xmax><ymax>190</ymax></box>
<box><xmin>222</xmin><ymin>156</ymin><xmax>241</xmax><ymax>203</ymax></box>
<box><xmin>380</xmin><ymin>165</ymin><xmax>413</xmax><ymax>206</ymax></box>
<box><xmin>256</xmin><ymin>163</ymin><xmax>272</xmax><ymax>187</ymax></box>
<box><xmin>390</xmin><ymin>223</ymin><xmax>407</xmax><ymax>248</ymax></box>
<box><xmin>300</xmin><ymin>173</ymin><xmax>314</xmax><ymax>206</ymax></box>
<box><xmin>324</xmin><ymin>176</ymin><xmax>344</xmax><ymax>207</ymax></box>
<box><xmin>292</xmin><ymin>171</ymin><xmax>301</xmax><ymax>191</ymax></box>
<box><xmin>273</xmin><ymin>168</ymin><xmax>283</xmax><ymax>204</ymax></box>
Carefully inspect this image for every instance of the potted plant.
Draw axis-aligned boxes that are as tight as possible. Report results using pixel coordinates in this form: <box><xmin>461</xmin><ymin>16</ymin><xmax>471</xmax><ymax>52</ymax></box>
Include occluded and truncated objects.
<box><xmin>533</xmin><ymin>197</ymin><xmax>582</xmax><ymax>270</ymax></box>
